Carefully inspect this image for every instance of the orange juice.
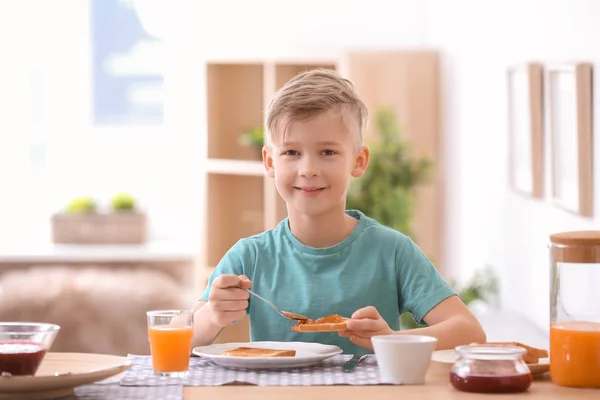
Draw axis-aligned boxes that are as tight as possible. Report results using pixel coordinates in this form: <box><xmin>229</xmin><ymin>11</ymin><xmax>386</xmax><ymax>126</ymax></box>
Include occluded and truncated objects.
<box><xmin>148</xmin><ymin>325</ymin><xmax>193</xmax><ymax>373</ymax></box>
<box><xmin>550</xmin><ymin>321</ymin><xmax>600</xmax><ymax>388</ymax></box>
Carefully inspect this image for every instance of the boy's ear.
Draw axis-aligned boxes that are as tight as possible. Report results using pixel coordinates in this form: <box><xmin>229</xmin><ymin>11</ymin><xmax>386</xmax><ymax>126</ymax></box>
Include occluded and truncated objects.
<box><xmin>351</xmin><ymin>145</ymin><xmax>370</xmax><ymax>177</ymax></box>
<box><xmin>263</xmin><ymin>145</ymin><xmax>275</xmax><ymax>178</ymax></box>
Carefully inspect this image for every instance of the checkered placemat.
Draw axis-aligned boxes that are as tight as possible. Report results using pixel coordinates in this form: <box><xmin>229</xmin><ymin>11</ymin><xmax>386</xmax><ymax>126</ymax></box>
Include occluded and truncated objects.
<box><xmin>120</xmin><ymin>354</ymin><xmax>382</xmax><ymax>386</ymax></box>
<box><xmin>64</xmin><ymin>383</ymin><xmax>183</xmax><ymax>399</ymax></box>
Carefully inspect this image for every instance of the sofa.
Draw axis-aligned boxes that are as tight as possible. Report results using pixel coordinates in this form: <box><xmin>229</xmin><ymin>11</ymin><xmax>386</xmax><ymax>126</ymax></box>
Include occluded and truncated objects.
<box><xmin>0</xmin><ymin>265</ymin><xmax>195</xmax><ymax>356</ymax></box>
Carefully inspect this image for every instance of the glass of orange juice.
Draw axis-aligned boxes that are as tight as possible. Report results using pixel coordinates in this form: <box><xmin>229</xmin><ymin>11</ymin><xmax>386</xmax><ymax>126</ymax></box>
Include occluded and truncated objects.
<box><xmin>147</xmin><ymin>310</ymin><xmax>194</xmax><ymax>377</ymax></box>
<box><xmin>549</xmin><ymin>231</ymin><xmax>600</xmax><ymax>388</ymax></box>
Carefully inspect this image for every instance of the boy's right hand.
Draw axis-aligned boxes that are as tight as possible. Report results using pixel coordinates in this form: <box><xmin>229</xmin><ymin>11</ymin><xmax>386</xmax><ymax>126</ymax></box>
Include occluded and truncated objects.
<box><xmin>207</xmin><ymin>274</ymin><xmax>252</xmax><ymax>328</ymax></box>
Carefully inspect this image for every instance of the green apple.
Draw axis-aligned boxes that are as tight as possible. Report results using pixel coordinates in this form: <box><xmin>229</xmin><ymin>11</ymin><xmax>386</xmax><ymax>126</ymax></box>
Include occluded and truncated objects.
<box><xmin>66</xmin><ymin>196</ymin><xmax>96</xmax><ymax>213</ymax></box>
<box><xmin>112</xmin><ymin>192</ymin><xmax>136</xmax><ymax>211</ymax></box>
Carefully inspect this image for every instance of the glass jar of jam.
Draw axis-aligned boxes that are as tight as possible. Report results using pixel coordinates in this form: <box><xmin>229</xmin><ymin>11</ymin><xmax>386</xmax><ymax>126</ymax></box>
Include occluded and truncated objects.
<box><xmin>450</xmin><ymin>344</ymin><xmax>532</xmax><ymax>393</ymax></box>
<box><xmin>549</xmin><ymin>231</ymin><xmax>600</xmax><ymax>388</ymax></box>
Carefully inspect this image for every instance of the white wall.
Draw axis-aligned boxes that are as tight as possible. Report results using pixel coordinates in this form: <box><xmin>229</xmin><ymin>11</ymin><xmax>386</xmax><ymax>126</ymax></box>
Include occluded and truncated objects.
<box><xmin>425</xmin><ymin>0</ymin><xmax>600</xmax><ymax>331</ymax></box>
<box><xmin>162</xmin><ymin>0</ymin><xmax>429</xmax><ymax>57</ymax></box>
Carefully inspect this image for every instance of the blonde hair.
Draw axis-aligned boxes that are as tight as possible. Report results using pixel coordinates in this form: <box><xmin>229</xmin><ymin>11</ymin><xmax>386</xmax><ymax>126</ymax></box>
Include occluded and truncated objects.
<box><xmin>265</xmin><ymin>69</ymin><xmax>368</xmax><ymax>146</ymax></box>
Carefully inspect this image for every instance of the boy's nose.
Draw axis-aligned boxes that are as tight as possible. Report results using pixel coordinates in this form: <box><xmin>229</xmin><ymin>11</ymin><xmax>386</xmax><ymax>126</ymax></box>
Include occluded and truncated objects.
<box><xmin>299</xmin><ymin>158</ymin><xmax>319</xmax><ymax>178</ymax></box>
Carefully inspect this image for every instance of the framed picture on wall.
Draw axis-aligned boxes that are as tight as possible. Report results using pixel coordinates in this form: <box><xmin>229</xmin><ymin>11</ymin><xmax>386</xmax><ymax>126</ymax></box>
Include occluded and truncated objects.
<box><xmin>507</xmin><ymin>63</ymin><xmax>544</xmax><ymax>198</ymax></box>
<box><xmin>546</xmin><ymin>63</ymin><xmax>593</xmax><ymax>217</ymax></box>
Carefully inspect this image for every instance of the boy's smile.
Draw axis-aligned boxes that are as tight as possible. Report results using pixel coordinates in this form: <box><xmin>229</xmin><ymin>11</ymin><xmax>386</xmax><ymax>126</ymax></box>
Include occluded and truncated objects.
<box><xmin>295</xmin><ymin>186</ymin><xmax>326</xmax><ymax>197</ymax></box>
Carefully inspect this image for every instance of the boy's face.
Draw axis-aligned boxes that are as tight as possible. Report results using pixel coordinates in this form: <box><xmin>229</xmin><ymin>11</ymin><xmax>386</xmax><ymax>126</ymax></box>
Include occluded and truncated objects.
<box><xmin>263</xmin><ymin>109</ymin><xmax>369</xmax><ymax>218</ymax></box>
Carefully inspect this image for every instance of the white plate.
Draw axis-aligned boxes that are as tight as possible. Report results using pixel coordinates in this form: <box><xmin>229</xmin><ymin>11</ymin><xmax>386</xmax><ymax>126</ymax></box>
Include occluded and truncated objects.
<box><xmin>431</xmin><ymin>350</ymin><xmax>550</xmax><ymax>375</ymax></box>
<box><xmin>192</xmin><ymin>341</ymin><xmax>343</xmax><ymax>369</ymax></box>
<box><xmin>0</xmin><ymin>352</ymin><xmax>132</xmax><ymax>399</ymax></box>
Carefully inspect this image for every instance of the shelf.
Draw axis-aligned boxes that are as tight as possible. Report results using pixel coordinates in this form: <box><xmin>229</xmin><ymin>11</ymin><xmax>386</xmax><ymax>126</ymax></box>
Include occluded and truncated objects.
<box><xmin>206</xmin><ymin>63</ymin><xmax>264</xmax><ymax>161</ymax></box>
<box><xmin>206</xmin><ymin>158</ymin><xmax>265</xmax><ymax>176</ymax></box>
<box><xmin>207</xmin><ymin>174</ymin><xmax>264</xmax><ymax>267</ymax></box>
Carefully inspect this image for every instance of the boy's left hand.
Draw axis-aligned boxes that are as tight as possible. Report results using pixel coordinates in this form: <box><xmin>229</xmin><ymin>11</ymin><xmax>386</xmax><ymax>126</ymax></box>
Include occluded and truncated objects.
<box><xmin>338</xmin><ymin>306</ymin><xmax>394</xmax><ymax>350</ymax></box>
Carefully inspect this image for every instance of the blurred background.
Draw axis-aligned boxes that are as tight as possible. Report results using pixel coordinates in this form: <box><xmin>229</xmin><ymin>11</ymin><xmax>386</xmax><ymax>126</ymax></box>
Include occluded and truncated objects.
<box><xmin>0</xmin><ymin>0</ymin><xmax>598</xmax><ymax>354</ymax></box>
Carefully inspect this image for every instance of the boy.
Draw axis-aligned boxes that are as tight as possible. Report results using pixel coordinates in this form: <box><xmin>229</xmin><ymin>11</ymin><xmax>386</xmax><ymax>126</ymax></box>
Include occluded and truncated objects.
<box><xmin>192</xmin><ymin>69</ymin><xmax>486</xmax><ymax>354</ymax></box>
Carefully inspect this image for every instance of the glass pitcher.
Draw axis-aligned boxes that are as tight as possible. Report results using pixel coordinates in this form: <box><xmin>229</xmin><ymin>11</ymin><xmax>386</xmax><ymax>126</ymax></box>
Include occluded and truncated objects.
<box><xmin>549</xmin><ymin>231</ymin><xmax>600</xmax><ymax>388</ymax></box>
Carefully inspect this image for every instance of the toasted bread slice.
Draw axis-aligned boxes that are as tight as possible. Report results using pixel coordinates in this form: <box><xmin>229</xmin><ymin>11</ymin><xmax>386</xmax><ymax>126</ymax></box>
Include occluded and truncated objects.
<box><xmin>292</xmin><ymin>314</ymin><xmax>349</xmax><ymax>332</ymax></box>
<box><xmin>220</xmin><ymin>347</ymin><xmax>296</xmax><ymax>357</ymax></box>
<box><xmin>487</xmin><ymin>342</ymin><xmax>548</xmax><ymax>364</ymax></box>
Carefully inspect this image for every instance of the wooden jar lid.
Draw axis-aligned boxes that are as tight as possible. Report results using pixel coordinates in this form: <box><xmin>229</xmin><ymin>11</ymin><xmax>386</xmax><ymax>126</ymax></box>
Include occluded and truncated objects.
<box><xmin>550</xmin><ymin>231</ymin><xmax>600</xmax><ymax>263</ymax></box>
<box><xmin>550</xmin><ymin>231</ymin><xmax>600</xmax><ymax>246</ymax></box>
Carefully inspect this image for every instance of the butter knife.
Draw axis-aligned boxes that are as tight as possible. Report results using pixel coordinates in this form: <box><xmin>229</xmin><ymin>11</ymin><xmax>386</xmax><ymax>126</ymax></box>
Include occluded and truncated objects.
<box><xmin>342</xmin><ymin>354</ymin><xmax>368</xmax><ymax>372</ymax></box>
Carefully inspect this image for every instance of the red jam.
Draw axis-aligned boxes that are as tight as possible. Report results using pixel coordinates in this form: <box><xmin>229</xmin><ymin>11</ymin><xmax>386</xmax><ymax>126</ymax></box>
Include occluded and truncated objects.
<box><xmin>450</xmin><ymin>371</ymin><xmax>533</xmax><ymax>393</ymax></box>
<box><xmin>0</xmin><ymin>341</ymin><xmax>47</xmax><ymax>376</ymax></box>
<box><xmin>297</xmin><ymin>314</ymin><xmax>346</xmax><ymax>325</ymax></box>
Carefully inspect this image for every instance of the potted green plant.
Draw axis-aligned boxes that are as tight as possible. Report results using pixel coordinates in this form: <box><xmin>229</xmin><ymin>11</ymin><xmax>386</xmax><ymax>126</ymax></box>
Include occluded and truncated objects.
<box><xmin>346</xmin><ymin>107</ymin><xmax>432</xmax><ymax>238</ymax></box>
<box><xmin>448</xmin><ymin>264</ymin><xmax>500</xmax><ymax>307</ymax></box>
<box><xmin>238</xmin><ymin>126</ymin><xmax>265</xmax><ymax>160</ymax></box>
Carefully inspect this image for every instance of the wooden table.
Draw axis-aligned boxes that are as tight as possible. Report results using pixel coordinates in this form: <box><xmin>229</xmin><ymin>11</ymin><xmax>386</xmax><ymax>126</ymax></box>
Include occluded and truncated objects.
<box><xmin>183</xmin><ymin>363</ymin><xmax>598</xmax><ymax>399</ymax></box>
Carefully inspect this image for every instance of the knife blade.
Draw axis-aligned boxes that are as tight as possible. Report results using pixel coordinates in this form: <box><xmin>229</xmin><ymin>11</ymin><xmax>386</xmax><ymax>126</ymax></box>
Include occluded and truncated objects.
<box><xmin>342</xmin><ymin>353</ymin><xmax>368</xmax><ymax>372</ymax></box>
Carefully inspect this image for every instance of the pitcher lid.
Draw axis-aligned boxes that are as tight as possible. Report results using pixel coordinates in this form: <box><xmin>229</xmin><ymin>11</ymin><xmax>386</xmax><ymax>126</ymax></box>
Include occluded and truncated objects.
<box><xmin>550</xmin><ymin>231</ymin><xmax>600</xmax><ymax>246</ymax></box>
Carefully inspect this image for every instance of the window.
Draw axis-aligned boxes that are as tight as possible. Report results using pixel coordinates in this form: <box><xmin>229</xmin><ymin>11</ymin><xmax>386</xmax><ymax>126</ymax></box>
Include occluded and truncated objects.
<box><xmin>91</xmin><ymin>0</ymin><xmax>164</xmax><ymax>125</ymax></box>
<box><xmin>0</xmin><ymin>0</ymin><xmax>199</xmax><ymax>245</ymax></box>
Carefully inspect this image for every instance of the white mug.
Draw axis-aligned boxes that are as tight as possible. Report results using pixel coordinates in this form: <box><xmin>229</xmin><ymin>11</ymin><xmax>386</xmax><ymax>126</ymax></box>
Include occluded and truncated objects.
<box><xmin>372</xmin><ymin>334</ymin><xmax>438</xmax><ymax>385</ymax></box>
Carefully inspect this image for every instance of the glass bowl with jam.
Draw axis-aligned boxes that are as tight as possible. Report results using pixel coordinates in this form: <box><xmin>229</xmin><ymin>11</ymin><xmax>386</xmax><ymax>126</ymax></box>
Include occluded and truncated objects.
<box><xmin>450</xmin><ymin>344</ymin><xmax>533</xmax><ymax>393</ymax></box>
<box><xmin>0</xmin><ymin>322</ymin><xmax>60</xmax><ymax>376</ymax></box>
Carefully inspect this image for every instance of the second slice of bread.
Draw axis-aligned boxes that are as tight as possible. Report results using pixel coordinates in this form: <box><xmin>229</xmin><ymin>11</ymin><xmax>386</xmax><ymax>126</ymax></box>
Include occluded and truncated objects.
<box><xmin>221</xmin><ymin>347</ymin><xmax>296</xmax><ymax>357</ymax></box>
<box><xmin>487</xmin><ymin>342</ymin><xmax>548</xmax><ymax>364</ymax></box>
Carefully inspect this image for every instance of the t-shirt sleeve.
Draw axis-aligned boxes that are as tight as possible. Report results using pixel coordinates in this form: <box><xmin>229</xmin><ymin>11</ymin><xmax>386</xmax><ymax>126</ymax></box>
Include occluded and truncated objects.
<box><xmin>199</xmin><ymin>239</ymin><xmax>256</xmax><ymax>302</ymax></box>
<box><xmin>396</xmin><ymin>237</ymin><xmax>457</xmax><ymax>325</ymax></box>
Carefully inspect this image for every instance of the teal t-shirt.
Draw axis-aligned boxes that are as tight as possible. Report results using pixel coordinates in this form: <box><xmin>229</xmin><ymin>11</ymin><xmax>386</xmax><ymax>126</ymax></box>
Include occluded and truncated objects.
<box><xmin>199</xmin><ymin>210</ymin><xmax>456</xmax><ymax>354</ymax></box>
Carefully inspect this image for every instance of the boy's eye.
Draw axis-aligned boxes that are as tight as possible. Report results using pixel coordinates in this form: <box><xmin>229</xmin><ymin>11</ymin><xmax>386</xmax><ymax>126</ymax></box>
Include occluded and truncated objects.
<box><xmin>322</xmin><ymin>149</ymin><xmax>337</xmax><ymax>156</ymax></box>
<box><xmin>282</xmin><ymin>150</ymin><xmax>299</xmax><ymax>156</ymax></box>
